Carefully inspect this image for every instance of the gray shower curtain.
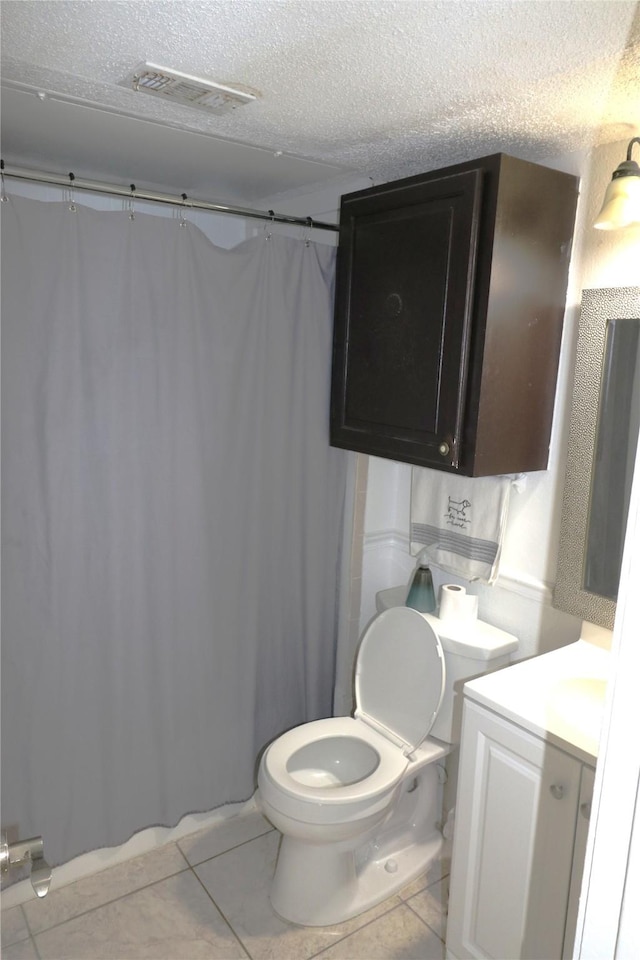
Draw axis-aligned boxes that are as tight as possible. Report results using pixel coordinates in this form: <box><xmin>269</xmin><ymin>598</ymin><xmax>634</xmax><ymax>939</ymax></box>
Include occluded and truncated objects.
<box><xmin>1</xmin><ymin>194</ymin><xmax>347</xmax><ymax>866</ymax></box>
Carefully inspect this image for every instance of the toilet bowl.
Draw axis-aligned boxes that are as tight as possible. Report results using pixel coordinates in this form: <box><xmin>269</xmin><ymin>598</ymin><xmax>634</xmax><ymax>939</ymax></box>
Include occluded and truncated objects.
<box><xmin>258</xmin><ymin>601</ymin><xmax>518</xmax><ymax>926</ymax></box>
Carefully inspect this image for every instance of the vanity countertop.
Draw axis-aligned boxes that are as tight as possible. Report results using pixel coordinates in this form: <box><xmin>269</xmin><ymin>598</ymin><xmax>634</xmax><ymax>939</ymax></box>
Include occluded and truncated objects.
<box><xmin>463</xmin><ymin>640</ymin><xmax>611</xmax><ymax>764</ymax></box>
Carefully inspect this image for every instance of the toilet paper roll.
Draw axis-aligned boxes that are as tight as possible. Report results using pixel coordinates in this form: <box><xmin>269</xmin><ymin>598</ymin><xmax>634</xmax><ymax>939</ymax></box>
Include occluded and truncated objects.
<box><xmin>439</xmin><ymin>584</ymin><xmax>479</xmax><ymax>623</ymax></box>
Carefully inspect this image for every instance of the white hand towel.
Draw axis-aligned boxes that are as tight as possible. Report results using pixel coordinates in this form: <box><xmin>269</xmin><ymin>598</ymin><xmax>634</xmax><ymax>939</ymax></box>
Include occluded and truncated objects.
<box><xmin>410</xmin><ymin>468</ymin><xmax>512</xmax><ymax>583</ymax></box>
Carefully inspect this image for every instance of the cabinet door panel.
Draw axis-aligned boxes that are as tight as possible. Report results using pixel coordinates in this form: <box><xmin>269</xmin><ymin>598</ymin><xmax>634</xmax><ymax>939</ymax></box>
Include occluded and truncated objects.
<box><xmin>473</xmin><ymin>738</ymin><xmax>541</xmax><ymax>957</ymax></box>
<box><xmin>345</xmin><ymin>202</ymin><xmax>451</xmax><ymax>433</ymax></box>
<box><xmin>447</xmin><ymin>701</ymin><xmax>582</xmax><ymax>960</ymax></box>
<box><xmin>331</xmin><ymin>168</ymin><xmax>482</xmax><ymax>468</ymax></box>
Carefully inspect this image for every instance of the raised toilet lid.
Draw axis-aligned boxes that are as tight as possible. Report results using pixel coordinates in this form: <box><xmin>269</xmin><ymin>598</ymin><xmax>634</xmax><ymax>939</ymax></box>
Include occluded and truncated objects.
<box><xmin>355</xmin><ymin>606</ymin><xmax>445</xmax><ymax>754</ymax></box>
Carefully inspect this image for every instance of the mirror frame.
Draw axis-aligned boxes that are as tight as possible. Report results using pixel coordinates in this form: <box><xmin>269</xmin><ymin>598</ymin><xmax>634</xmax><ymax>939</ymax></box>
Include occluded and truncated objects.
<box><xmin>555</xmin><ymin>286</ymin><xmax>640</xmax><ymax>629</ymax></box>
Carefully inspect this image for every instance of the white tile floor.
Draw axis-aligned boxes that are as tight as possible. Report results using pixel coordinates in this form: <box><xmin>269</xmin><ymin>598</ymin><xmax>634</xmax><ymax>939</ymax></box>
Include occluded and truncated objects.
<box><xmin>1</xmin><ymin>811</ymin><xmax>449</xmax><ymax>960</ymax></box>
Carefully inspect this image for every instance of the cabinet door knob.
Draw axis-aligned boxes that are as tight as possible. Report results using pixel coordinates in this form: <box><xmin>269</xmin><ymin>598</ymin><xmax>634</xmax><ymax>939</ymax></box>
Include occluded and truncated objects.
<box><xmin>580</xmin><ymin>801</ymin><xmax>592</xmax><ymax>820</ymax></box>
<box><xmin>438</xmin><ymin>441</ymin><xmax>450</xmax><ymax>457</ymax></box>
<box><xmin>549</xmin><ymin>784</ymin><xmax>564</xmax><ymax>800</ymax></box>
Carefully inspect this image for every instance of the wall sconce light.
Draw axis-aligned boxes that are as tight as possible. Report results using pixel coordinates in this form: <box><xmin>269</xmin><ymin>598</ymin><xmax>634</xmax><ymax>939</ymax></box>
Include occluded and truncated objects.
<box><xmin>594</xmin><ymin>137</ymin><xmax>640</xmax><ymax>230</ymax></box>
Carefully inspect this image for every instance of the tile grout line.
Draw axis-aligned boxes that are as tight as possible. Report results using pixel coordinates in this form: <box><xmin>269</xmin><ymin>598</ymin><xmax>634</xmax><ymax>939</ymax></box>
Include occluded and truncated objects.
<box><xmin>403</xmin><ymin>897</ymin><xmax>447</xmax><ymax>946</ymax></box>
<box><xmin>17</xmin><ymin>835</ymin><xmax>448</xmax><ymax>959</ymax></box>
<box><xmin>33</xmin><ymin>932</ymin><xmax>43</xmax><ymax>960</ymax></box>
<box><xmin>305</xmin><ymin>899</ymin><xmax>408</xmax><ymax>960</ymax></box>
<box><xmin>15</xmin><ymin>902</ymin><xmax>43</xmax><ymax>960</ymax></box>
<box><xmin>176</xmin><ymin>826</ymin><xmax>274</xmax><ymax>869</ymax></box>
<box><xmin>16</xmin><ymin>900</ymin><xmax>40</xmax><ymax>956</ymax></box>
<box><xmin>23</xmin><ymin>864</ymin><xmax>193</xmax><ymax>939</ymax></box>
<box><xmin>189</xmin><ymin>864</ymin><xmax>254</xmax><ymax>960</ymax></box>
<box><xmin>397</xmin><ymin>870</ymin><xmax>450</xmax><ymax>903</ymax></box>
<box><xmin>1</xmin><ymin>902</ymin><xmax>40</xmax><ymax>957</ymax></box>
<box><xmin>18</xmin><ymin>828</ymin><xmax>275</xmax><ymax>940</ymax></box>
<box><xmin>175</xmin><ymin>842</ymin><xmax>193</xmax><ymax>869</ymax></box>
<box><xmin>296</xmin><ymin>860</ymin><xmax>452</xmax><ymax>959</ymax></box>
<box><xmin>305</xmin><ymin>865</ymin><xmax>452</xmax><ymax>960</ymax></box>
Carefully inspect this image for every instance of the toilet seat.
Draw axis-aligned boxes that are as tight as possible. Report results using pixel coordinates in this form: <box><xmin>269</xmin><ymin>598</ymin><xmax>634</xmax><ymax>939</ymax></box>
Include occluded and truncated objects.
<box><xmin>262</xmin><ymin>716</ymin><xmax>408</xmax><ymax>797</ymax></box>
<box><xmin>355</xmin><ymin>606</ymin><xmax>445</xmax><ymax>754</ymax></box>
<box><xmin>260</xmin><ymin>607</ymin><xmax>446</xmax><ymax>824</ymax></box>
<box><xmin>260</xmin><ymin>717</ymin><xmax>409</xmax><ymax>824</ymax></box>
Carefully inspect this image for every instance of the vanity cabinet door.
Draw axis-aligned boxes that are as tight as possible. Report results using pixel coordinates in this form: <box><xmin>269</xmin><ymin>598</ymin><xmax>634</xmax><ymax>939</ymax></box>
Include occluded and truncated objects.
<box><xmin>330</xmin><ymin>166</ymin><xmax>483</xmax><ymax>471</ymax></box>
<box><xmin>446</xmin><ymin>700</ymin><xmax>582</xmax><ymax>960</ymax></box>
<box><xmin>330</xmin><ymin>153</ymin><xmax>578</xmax><ymax>476</ymax></box>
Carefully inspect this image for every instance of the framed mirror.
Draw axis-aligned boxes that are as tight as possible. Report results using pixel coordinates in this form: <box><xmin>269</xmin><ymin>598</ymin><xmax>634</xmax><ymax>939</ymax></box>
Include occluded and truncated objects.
<box><xmin>555</xmin><ymin>287</ymin><xmax>640</xmax><ymax>629</ymax></box>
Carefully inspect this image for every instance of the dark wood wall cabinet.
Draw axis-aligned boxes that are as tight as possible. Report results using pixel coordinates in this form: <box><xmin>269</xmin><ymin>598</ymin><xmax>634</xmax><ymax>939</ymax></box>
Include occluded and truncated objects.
<box><xmin>330</xmin><ymin>153</ymin><xmax>579</xmax><ymax>476</ymax></box>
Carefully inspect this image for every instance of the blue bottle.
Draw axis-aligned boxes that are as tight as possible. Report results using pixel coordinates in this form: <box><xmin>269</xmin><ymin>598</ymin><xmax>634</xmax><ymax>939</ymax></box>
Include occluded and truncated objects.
<box><xmin>406</xmin><ymin>560</ymin><xmax>436</xmax><ymax>613</ymax></box>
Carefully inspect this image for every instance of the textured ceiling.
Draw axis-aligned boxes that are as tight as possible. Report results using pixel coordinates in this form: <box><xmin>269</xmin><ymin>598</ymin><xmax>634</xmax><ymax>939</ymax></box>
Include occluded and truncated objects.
<box><xmin>1</xmin><ymin>0</ymin><xmax>639</xmax><ymax>203</ymax></box>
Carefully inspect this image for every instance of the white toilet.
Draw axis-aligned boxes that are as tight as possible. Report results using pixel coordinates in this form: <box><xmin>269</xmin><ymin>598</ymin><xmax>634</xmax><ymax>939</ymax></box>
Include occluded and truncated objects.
<box><xmin>258</xmin><ymin>595</ymin><xmax>518</xmax><ymax>926</ymax></box>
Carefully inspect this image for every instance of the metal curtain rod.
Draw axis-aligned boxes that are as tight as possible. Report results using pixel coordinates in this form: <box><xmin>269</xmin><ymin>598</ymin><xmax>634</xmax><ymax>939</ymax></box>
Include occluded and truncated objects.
<box><xmin>0</xmin><ymin>163</ymin><xmax>340</xmax><ymax>232</ymax></box>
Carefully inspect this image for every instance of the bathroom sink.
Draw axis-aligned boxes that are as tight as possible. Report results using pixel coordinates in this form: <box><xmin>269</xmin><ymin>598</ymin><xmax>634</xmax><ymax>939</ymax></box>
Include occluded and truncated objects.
<box><xmin>546</xmin><ymin>676</ymin><xmax>608</xmax><ymax>757</ymax></box>
<box><xmin>463</xmin><ymin>639</ymin><xmax>611</xmax><ymax>760</ymax></box>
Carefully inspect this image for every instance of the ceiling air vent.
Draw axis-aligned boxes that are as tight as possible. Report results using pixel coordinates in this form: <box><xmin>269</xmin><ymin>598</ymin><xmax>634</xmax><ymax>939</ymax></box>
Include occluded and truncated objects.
<box><xmin>123</xmin><ymin>62</ymin><xmax>258</xmax><ymax>115</ymax></box>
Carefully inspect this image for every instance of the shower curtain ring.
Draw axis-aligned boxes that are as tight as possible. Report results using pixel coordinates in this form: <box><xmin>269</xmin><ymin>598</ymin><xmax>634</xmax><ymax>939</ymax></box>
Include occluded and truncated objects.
<box><xmin>0</xmin><ymin>160</ymin><xmax>8</xmax><ymax>203</ymax></box>
<box><xmin>179</xmin><ymin>193</ymin><xmax>189</xmax><ymax>228</ymax></box>
<box><xmin>67</xmin><ymin>172</ymin><xmax>77</xmax><ymax>213</ymax></box>
<box><xmin>303</xmin><ymin>216</ymin><xmax>313</xmax><ymax>247</ymax></box>
<box><xmin>128</xmin><ymin>184</ymin><xmax>136</xmax><ymax>221</ymax></box>
<box><xmin>263</xmin><ymin>210</ymin><xmax>275</xmax><ymax>240</ymax></box>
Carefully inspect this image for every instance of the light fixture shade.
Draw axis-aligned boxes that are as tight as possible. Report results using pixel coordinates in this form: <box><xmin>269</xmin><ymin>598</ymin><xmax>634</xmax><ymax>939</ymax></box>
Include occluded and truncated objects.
<box><xmin>594</xmin><ymin>174</ymin><xmax>640</xmax><ymax>230</ymax></box>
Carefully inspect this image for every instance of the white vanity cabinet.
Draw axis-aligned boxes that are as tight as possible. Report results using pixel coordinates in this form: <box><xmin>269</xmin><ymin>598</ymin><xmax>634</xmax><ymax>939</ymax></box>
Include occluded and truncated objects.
<box><xmin>446</xmin><ymin>699</ymin><xmax>595</xmax><ymax>959</ymax></box>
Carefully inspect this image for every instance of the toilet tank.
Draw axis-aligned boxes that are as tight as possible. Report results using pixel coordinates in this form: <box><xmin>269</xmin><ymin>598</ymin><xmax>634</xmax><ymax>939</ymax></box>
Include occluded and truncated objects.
<box><xmin>375</xmin><ymin>587</ymin><xmax>519</xmax><ymax>745</ymax></box>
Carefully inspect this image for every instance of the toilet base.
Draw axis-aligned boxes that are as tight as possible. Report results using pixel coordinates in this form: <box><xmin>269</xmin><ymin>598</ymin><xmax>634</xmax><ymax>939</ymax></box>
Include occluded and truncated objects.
<box><xmin>270</xmin><ymin>829</ymin><xmax>444</xmax><ymax>927</ymax></box>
